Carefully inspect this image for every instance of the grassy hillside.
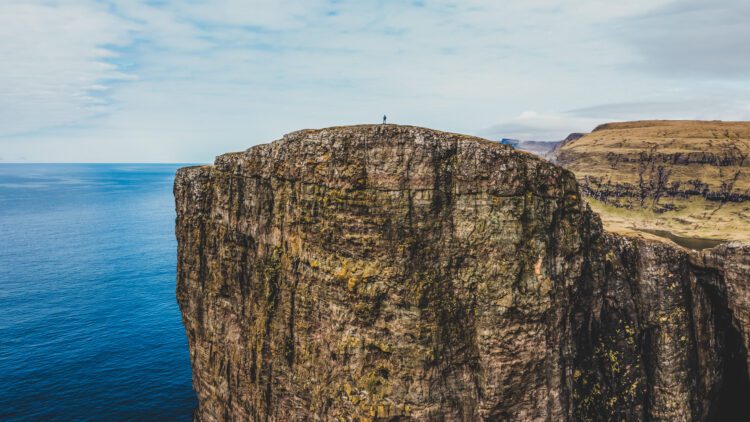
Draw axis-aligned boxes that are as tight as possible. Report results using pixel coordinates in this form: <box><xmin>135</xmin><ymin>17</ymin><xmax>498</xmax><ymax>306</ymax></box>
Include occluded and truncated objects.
<box><xmin>554</xmin><ymin>120</ymin><xmax>750</xmax><ymax>242</ymax></box>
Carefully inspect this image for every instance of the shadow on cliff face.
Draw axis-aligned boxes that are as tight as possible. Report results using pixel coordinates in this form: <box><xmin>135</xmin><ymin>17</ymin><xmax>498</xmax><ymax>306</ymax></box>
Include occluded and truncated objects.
<box><xmin>176</xmin><ymin>125</ymin><xmax>750</xmax><ymax>421</ymax></box>
<box><xmin>702</xmin><ymin>270</ymin><xmax>750</xmax><ymax>422</ymax></box>
<box><xmin>709</xmin><ymin>298</ymin><xmax>750</xmax><ymax>421</ymax></box>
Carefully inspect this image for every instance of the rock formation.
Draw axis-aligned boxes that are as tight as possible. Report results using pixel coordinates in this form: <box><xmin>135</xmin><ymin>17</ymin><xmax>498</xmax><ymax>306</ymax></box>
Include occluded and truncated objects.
<box><xmin>175</xmin><ymin>125</ymin><xmax>750</xmax><ymax>421</ymax></box>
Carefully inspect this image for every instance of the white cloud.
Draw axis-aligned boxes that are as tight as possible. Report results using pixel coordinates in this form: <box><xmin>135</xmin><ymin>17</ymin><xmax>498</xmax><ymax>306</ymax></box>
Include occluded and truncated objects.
<box><xmin>1</xmin><ymin>0</ymin><xmax>749</xmax><ymax>161</ymax></box>
<box><xmin>0</xmin><ymin>1</ymin><xmax>133</xmax><ymax>136</ymax></box>
<box><xmin>617</xmin><ymin>0</ymin><xmax>750</xmax><ymax>77</ymax></box>
<box><xmin>482</xmin><ymin>98</ymin><xmax>750</xmax><ymax>142</ymax></box>
<box><xmin>567</xmin><ymin>99</ymin><xmax>750</xmax><ymax>121</ymax></box>
<box><xmin>479</xmin><ymin>111</ymin><xmax>600</xmax><ymax>142</ymax></box>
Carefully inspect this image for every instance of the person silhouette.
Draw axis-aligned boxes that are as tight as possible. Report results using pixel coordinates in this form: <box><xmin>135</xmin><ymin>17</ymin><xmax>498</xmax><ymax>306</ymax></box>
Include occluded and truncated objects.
<box><xmin>383</xmin><ymin>115</ymin><xmax>387</xmax><ymax>124</ymax></box>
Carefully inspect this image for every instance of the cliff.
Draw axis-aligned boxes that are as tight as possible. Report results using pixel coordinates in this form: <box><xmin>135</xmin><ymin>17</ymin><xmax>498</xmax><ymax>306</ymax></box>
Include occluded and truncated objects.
<box><xmin>175</xmin><ymin>125</ymin><xmax>750</xmax><ymax>421</ymax></box>
<box><xmin>552</xmin><ymin>120</ymin><xmax>750</xmax><ymax>242</ymax></box>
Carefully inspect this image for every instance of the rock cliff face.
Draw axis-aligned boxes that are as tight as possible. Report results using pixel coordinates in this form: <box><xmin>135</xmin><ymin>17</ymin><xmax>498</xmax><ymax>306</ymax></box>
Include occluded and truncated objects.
<box><xmin>175</xmin><ymin>125</ymin><xmax>750</xmax><ymax>421</ymax></box>
<box><xmin>554</xmin><ymin>121</ymin><xmax>750</xmax><ymax>206</ymax></box>
<box><xmin>571</xmin><ymin>237</ymin><xmax>750</xmax><ymax>421</ymax></box>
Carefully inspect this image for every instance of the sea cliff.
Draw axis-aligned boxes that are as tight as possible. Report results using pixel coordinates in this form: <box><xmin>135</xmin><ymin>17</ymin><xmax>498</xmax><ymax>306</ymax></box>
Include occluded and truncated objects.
<box><xmin>175</xmin><ymin>125</ymin><xmax>750</xmax><ymax>421</ymax></box>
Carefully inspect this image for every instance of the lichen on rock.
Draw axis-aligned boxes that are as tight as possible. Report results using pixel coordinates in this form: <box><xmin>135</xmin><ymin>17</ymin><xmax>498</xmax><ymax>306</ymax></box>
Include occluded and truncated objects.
<box><xmin>175</xmin><ymin>125</ymin><xmax>750</xmax><ymax>421</ymax></box>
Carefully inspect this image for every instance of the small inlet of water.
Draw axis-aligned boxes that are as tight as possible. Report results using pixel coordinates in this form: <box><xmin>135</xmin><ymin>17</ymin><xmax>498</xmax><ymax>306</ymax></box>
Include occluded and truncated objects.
<box><xmin>637</xmin><ymin>228</ymin><xmax>725</xmax><ymax>251</ymax></box>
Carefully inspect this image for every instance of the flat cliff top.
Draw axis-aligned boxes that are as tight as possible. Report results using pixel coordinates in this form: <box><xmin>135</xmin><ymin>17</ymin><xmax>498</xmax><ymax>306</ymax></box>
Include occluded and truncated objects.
<box><xmin>186</xmin><ymin>124</ymin><xmax>565</xmax><ymax>195</ymax></box>
<box><xmin>568</xmin><ymin>120</ymin><xmax>750</xmax><ymax>156</ymax></box>
<box><xmin>554</xmin><ymin>120</ymin><xmax>750</xmax><ymax>242</ymax></box>
<box><xmin>216</xmin><ymin>124</ymin><xmax>514</xmax><ymax>164</ymax></box>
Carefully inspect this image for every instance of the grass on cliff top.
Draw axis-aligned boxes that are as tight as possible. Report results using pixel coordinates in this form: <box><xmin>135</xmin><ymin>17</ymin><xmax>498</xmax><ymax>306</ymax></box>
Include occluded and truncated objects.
<box><xmin>559</xmin><ymin>120</ymin><xmax>750</xmax><ymax>191</ymax></box>
<box><xmin>586</xmin><ymin>196</ymin><xmax>750</xmax><ymax>242</ymax></box>
<box><xmin>558</xmin><ymin>120</ymin><xmax>750</xmax><ymax>243</ymax></box>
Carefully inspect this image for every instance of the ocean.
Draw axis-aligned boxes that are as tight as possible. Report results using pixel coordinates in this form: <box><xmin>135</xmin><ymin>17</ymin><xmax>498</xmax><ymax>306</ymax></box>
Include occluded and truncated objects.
<box><xmin>0</xmin><ymin>164</ymin><xmax>197</xmax><ymax>421</ymax></box>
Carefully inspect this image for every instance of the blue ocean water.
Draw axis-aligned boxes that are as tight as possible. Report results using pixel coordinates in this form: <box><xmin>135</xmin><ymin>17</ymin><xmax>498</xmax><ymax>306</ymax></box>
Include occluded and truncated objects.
<box><xmin>0</xmin><ymin>164</ymin><xmax>197</xmax><ymax>421</ymax></box>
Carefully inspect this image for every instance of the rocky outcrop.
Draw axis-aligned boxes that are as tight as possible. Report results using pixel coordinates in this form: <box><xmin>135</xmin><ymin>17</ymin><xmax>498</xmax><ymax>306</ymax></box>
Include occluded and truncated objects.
<box><xmin>175</xmin><ymin>125</ymin><xmax>750</xmax><ymax>421</ymax></box>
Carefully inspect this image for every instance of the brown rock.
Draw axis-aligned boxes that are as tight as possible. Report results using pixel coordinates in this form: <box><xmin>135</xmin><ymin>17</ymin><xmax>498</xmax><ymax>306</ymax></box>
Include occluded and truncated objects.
<box><xmin>175</xmin><ymin>125</ymin><xmax>750</xmax><ymax>421</ymax></box>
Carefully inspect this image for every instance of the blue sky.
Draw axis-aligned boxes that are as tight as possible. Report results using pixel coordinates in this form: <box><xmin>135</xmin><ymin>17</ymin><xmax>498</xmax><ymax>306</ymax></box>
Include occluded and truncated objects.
<box><xmin>2</xmin><ymin>0</ymin><xmax>750</xmax><ymax>162</ymax></box>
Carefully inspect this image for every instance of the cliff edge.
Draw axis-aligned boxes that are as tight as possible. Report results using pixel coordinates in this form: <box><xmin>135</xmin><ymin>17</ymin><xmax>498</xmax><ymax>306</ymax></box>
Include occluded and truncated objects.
<box><xmin>175</xmin><ymin>125</ymin><xmax>750</xmax><ymax>421</ymax></box>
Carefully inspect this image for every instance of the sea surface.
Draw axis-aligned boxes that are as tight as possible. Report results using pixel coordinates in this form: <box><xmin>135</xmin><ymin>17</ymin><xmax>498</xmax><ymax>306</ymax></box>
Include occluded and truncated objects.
<box><xmin>0</xmin><ymin>164</ymin><xmax>197</xmax><ymax>421</ymax></box>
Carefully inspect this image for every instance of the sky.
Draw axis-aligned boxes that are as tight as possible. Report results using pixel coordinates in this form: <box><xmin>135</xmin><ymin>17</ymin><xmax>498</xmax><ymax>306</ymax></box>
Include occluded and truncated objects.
<box><xmin>1</xmin><ymin>0</ymin><xmax>750</xmax><ymax>163</ymax></box>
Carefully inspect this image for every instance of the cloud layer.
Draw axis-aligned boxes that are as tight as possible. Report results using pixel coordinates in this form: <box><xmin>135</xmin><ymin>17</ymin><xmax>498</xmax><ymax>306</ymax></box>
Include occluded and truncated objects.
<box><xmin>0</xmin><ymin>2</ymin><xmax>133</xmax><ymax>136</ymax></box>
<box><xmin>2</xmin><ymin>0</ymin><xmax>750</xmax><ymax>161</ymax></box>
<box><xmin>620</xmin><ymin>0</ymin><xmax>750</xmax><ymax>77</ymax></box>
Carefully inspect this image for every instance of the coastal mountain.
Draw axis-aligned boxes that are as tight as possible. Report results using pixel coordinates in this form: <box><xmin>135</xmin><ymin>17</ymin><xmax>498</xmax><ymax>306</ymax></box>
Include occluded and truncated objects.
<box><xmin>515</xmin><ymin>140</ymin><xmax>562</xmax><ymax>156</ymax></box>
<box><xmin>545</xmin><ymin>132</ymin><xmax>586</xmax><ymax>161</ymax></box>
<box><xmin>552</xmin><ymin>120</ymin><xmax>750</xmax><ymax>242</ymax></box>
<box><xmin>175</xmin><ymin>124</ymin><xmax>750</xmax><ymax>420</ymax></box>
<box><xmin>498</xmin><ymin>138</ymin><xmax>566</xmax><ymax>157</ymax></box>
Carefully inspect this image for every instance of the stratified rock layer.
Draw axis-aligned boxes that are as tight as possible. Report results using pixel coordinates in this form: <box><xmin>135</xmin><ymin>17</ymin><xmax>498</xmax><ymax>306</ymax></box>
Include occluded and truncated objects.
<box><xmin>175</xmin><ymin>125</ymin><xmax>750</xmax><ymax>421</ymax></box>
<box><xmin>552</xmin><ymin>120</ymin><xmax>750</xmax><ymax>241</ymax></box>
<box><xmin>555</xmin><ymin>121</ymin><xmax>750</xmax><ymax>206</ymax></box>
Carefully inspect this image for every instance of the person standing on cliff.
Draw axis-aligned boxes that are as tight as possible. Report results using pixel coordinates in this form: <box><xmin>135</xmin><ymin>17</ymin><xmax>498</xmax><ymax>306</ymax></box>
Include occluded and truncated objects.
<box><xmin>383</xmin><ymin>115</ymin><xmax>387</xmax><ymax>124</ymax></box>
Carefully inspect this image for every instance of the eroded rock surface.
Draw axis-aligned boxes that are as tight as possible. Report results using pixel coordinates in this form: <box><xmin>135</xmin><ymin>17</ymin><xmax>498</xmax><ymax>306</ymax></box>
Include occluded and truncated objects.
<box><xmin>572</xmin><ymin>236</ymin><xmax>750</xmax><ymax>421</ymax></box>
<box><xmin>175</xmin><ymin>125</ymin><xmax>750</xmax><ymax>421</ymax></box>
